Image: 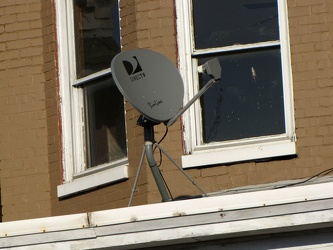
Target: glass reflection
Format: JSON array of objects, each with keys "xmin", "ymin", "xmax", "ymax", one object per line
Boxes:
[
  {"xmin": 199, "ymin": 48, "xmax": 285, "ymax": 143},
  {"xmin": 74, "ymin": 0, "xmax": 121, "ymax": 78},
  {"xmin": 85, "ymin": 75, "xmax": 127, "ymax": 167},
  {"xmin": 193, "ymin": 0, "xmax": 279, "ymax": 49}
]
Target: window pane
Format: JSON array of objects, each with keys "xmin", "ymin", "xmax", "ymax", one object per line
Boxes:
[
  {"xmin": 199, "ymin": 48, "xmax": 285, "ymax": 143},
  {"xmin": 85, "ymin": 75, "xmax": 127, "ymax": 167},
  {"xmin": 193, "ymin": 0, "xmax": 279, "ymax": 49},
  {"xmin": 74, "ymin": 0, "xmax": 121, "ymax": 78}
]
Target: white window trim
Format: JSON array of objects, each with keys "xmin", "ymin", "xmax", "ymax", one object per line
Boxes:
[
  {"xmin": 55, "ymin": 0, "xmax": 128, "ymax": 197},
  {"xmin": 175, "ymin": 0, "xmax": 296, "ymax": 168},
  {"xmin": 57, "ymin": 164, "xmax": 128, "ymax": 198}
]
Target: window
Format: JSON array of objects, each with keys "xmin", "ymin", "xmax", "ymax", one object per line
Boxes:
[
  {"xmin": 176, "ymin": 0, "xmax": 296, "ymax": 168},
  {"xmin": 55, "ymin": 0, "xmax": 128, "ymax": 197}
]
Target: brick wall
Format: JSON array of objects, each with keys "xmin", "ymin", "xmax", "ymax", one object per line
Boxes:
[
  {"xmin": 120, "ymin": 0, "xmax": 183, "ymax": 204},
  {"xmin": 0, "ymin": 0, "xmax": 55, "ymax": 221},
  {"xmin": 289, "ymin": 0, "xmax": 333, "ymax": 173},
  {"xmin": 189, "ymin": 0, "xmax": 333, "ymax": 194},
  {"xmin": 125, "ymin": 0, "xmax": 333, "ymax": 203},
  {"xmin": 0, "ymin": 0, "xmax": 332, "ymax": 220},
  {"xmin": 93, "ymin": 0, "xmax": 333, "ymax": 205}
]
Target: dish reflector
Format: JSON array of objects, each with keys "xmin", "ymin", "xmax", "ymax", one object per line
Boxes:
[{"xmin": 111, "ymin": 49, "xmax": 184, "ymax": 122}]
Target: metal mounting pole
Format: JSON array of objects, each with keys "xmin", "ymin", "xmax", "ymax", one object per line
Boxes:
[
  {"xmin": 129, "ymin": 115, "xmax": 208, "ymax": 205},
  {"xmin": 145, "ymin": 141, "xmax": 170, "ymax": 202},
  {"xmin": 137, "ymin": 116, "xmax": 171, "ymax": 203}
]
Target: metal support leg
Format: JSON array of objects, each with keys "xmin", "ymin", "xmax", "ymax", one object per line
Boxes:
[
  {"xmin": 129, "ymin": 115, "xmax": 206, "ymax": 206},
  {"xmin": 154, "ymin": 142, "xmax": 207, "ymax": 197},
  {"xmin": 128, "ymin": 141, "xmax": 171, "ymax": 206},
  {"xmin": 128, "ymin": 146, "xmax": 146, "ymax": 207}
]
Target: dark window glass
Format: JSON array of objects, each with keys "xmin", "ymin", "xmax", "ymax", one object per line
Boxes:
[
  {"xmin": 72, "ymin": 0, "xmax": 126, "ymax": 168},
  {"xmin": 199, "ymin": 48, "xmax": 285, "ymax": 143},
  {"xmin": 193, "ymin": 0, "xmax": 279, "ymax": 49},
  {"xmin": 74, "ymin": 0, "xmax": 121, "ymax": 78},
  {"xmin": 85, "ymin": 75, "xmax": 127, "ymax": 167}
]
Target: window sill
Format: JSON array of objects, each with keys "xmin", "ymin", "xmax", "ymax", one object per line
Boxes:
[
  {"xmin": 182, "ymin": 138, "xmax": 296, "ymax": 168},
  {"xmin": 57, "ymin": 164, "xmax": 128, "ymax": 198}
]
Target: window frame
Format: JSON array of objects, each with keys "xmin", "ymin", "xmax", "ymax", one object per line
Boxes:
[
  {"xmin": 55, "ymin": 0, "xmax": 128, "ymax": 198},
  {"xmin": 175, "ymin": 0, "xmax": 296, "ymax": 168}
]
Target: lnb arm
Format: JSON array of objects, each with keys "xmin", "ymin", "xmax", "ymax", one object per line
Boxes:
[{"xmin": 166, "ymin": 58, "xmax": 221, "ymax": 127}]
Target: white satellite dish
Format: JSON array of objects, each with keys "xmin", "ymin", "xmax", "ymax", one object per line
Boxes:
[{"xmin": 111, "ymin": 49, "xmax": 184, "ymax": 123}]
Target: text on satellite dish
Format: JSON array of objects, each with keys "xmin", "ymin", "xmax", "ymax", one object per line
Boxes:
[
  {"xmin": 130, "ymin": 72, "xmax": 146, "ymax": 82},
  {"xmin": 147, "ymin": 100, "xmax": 163, "ymax": 109}
]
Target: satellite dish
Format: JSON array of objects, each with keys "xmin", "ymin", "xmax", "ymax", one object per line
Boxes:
[
  {"xmin": 110, "ymin": 49, "xmax": 220, "ymax": 204},
  {"xmin": 111, "ymin": 49, "xmax": 184, "ymax": 123}
]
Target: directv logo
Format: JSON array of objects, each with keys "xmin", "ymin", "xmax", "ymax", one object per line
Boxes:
[{"xmin": 122, "ymin": 56, "xmax": 146, "ymax": 82}]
